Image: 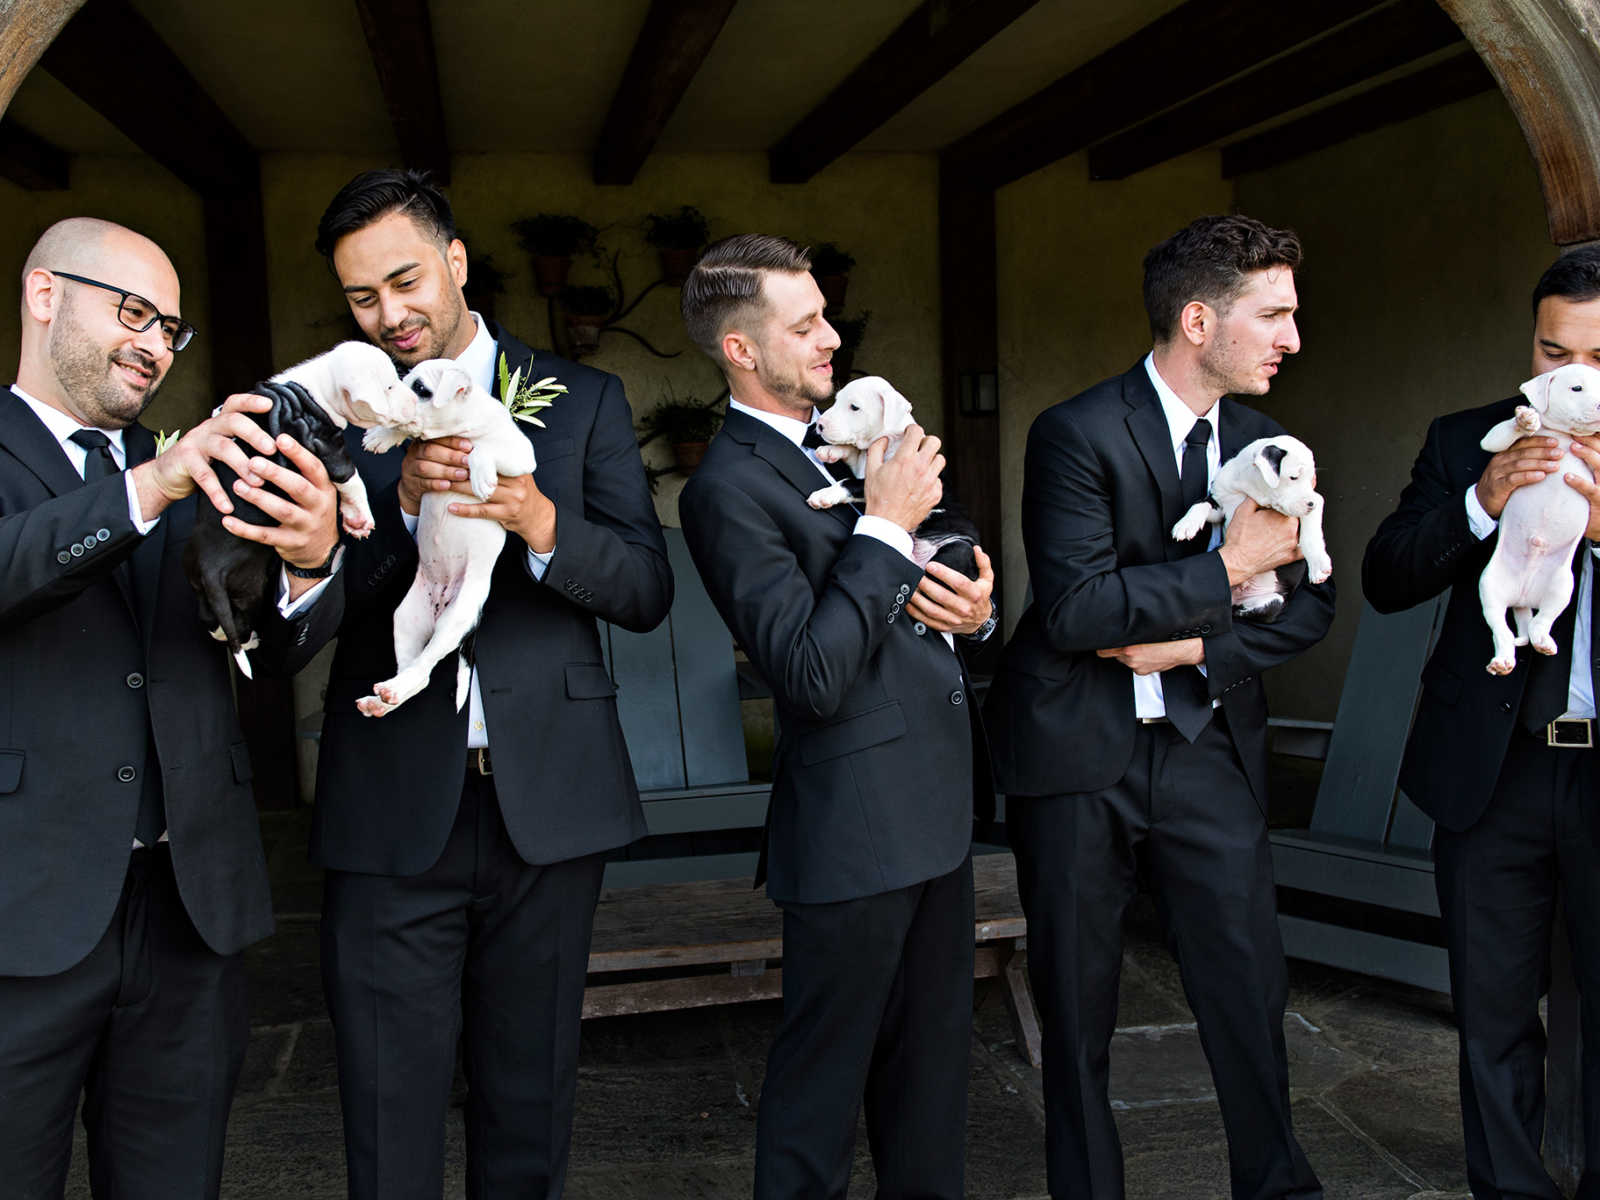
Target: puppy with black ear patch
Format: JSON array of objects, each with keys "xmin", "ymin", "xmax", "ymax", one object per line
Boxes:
[
  {"xmin": 1171, "ymin": 434, "xmax": 1331, "ymax": 620},
  {"xmin": 183, "ymin": 340, "xmax": 415, "ymax": 675},
  {"xmin": 805, "ymin": 375, "xmax": 984, "ymax": 579}
]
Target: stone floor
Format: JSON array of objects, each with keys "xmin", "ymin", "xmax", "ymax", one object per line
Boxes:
[{"xmin": 66, "ymin": 808, "xmax": 1480, "ymax": 1200}]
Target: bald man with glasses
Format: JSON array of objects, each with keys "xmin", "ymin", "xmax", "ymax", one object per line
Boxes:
[{"xmin": 0, "ymin": 218, "xmax": 344, "ymax": 1199}]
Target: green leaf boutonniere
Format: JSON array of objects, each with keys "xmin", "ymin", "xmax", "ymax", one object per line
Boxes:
[
  {"xmin": 498, "ymin": 353, "xmax": 567, "ymax": 428},
  {"xmin": 154, "ymin": 428, "xmax": 181, "ymax": 454}
]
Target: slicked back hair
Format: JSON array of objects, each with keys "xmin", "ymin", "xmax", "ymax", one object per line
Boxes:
[
  {"xmin": 682, "ymin": 234, "xmax": 812, "ymax": 363},
  {"xmin": 1532, "ymin": 245, "xmax": 1600, "ymax": 315},
  {"xmin": 315, "ymin": 168, "xmax": 456, "ymax": 262},
  {"xmin": 1143, "ymin": 214, "xmax": 1302, "ymax": 344}
]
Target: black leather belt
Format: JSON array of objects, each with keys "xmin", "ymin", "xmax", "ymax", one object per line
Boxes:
[
  {"xmin": 466, "ymin": 747, "xmax": 494, "ymax": 775},
  {"xmin": 1540, "ymin": 718, "xmax": 1594, "ymax": 749}
]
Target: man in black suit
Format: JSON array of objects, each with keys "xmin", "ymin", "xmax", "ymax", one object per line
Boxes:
[
  {"xmin": 0, "ymin": 217, "xmax": 343, "ymax": 1198},
  {"xmin": 677, "ymin": 234, "xmax": 997, "ymax": 1199},
  {"xmin": 304, "ymin": 169, "xmax": 672, "ymax": 1200},
  {"xmin": 1365, "ymin": 247, "xmax": 1600, "ymax": 1200},
  {"xmin": 985, "ymin": 215, "xmax": 1333, "ymax": 1200}
]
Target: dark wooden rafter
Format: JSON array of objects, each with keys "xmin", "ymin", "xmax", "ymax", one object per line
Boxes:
[
  {"xmin": 943, "ymin": 0, "xmax": 1389, "ymax": 189},
  {"xmin": 1220, "ymin": 50, "xmax": 1495, "ymax": 177},
  {"xmin": 593, "ymin": 0, "xmax": 738, "ymax": 186},
  {"xmin": 352, "ymin": 0, "xmax": 450, "ymax": 181},
  {"xmin": 769, "ymin": 0, "xmax": 1040, "ymax": 185},
  {"xmin": 1089, "ymin": 0, "xmax": 1464, "ymax": 180},
  {"xmin": 0, "ymin": 118, "xmax": 68, "ymax": 189}
]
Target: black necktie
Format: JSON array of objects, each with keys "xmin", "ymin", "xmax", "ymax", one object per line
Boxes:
[
  {"xmin": 1523, "ymin": 544, "xmax": 1591, "ymax": 733},
  {"xmin": 801, "ymin": 423, "xmax": 857, "ymax": 486},
  {"xmin": 71, "ymin": 428, "xmax": 118, "ymax": 481},
  {"xmin": 1165, "ymin": 416, "xmax": 1215, "ymax": 740}
]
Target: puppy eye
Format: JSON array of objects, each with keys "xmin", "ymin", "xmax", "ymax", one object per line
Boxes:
[{"xmin": 849, "ymin": 404, "xmax": 860, "ymax": 411}]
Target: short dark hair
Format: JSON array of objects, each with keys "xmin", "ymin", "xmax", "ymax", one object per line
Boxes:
[
  {"xmin": 1142, "ymin": 214, "xmax": 1303, "ymax": 344},
  {"xmin": 682, "ymin": 234, "xmax": 812, "ymax": 361},
  {"xmin": 314, "ymin": 168, "xmax": 457, "ymax": 261},
  {"xmin": 1532, "ymin": 245, "xmax": 1600, "ymax": 315}
]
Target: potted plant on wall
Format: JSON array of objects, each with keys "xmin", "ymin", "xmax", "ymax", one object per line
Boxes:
[
  {"xmin": 637, "ymin": 389, "xmax": 726, "ymax": 472},
  {"xmin": 829, "ymin": 310, "xmax": 870, "ymax": 382},
  {"xmin": 561, "ymin": 284, "xmax": 615, "ymax": 356},
  {"xmin": 512, "ymin": 214, "xmax": 598, "ymax": 297},
  {"xmin": 644, "ymin": 206, "xmax": 710, "ymax": 286},
  {"xmin": 811, "ymin": 242, "xmax": 855, "ymax": 312},
  {"xmin": 463, "ymin": 250, "xmax": 509, "ymax": 322}
]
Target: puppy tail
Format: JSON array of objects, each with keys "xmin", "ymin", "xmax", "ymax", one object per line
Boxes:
[
  {"xmin": 233, "ymin": 647, "xmax": 254, "ymax": 679},
  {"xmin": 455, "ymin": 651, "xmax": 470, "ymax": 712}
]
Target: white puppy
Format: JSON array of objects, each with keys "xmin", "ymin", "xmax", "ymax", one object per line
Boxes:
[
  {"xmin": 1171, "ymin": 435, "xmax": 1331, "ymax": 618},
  {"xmin": 355, "ymin": 358, "xmax": 536, "ymax": 717},
  {"xmin": 804, "ymin": 375, "xmax": 915, "ymax": 510},
  {"xmin": 1476, "ymin": 362, "xmax": 1600, "ymax": 674}
]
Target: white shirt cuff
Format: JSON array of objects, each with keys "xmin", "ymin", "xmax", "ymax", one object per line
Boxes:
[
  {"xmin": 402, "ymin": 509, "xmax": 419, "ymax": 538},
  {"xmin": 853, "ymin": 515, "xmax": 916, "ymax": 563},
  {"xmin": 125, "ymin": 472, "xmax": 159, "ymax": 535},
  {"xmin": 527, "ymin": 546, "xmax": 553, "ymax": 580},
  {"xmin": 275, "ymin": 547, "xmax": 344, "ymax": 617},
  {"xmin": 1465, "ymin": 487, "xmax": 1497, "ymax": 540}
]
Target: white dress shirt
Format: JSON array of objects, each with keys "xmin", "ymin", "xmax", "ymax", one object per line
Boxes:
[
  {"xmin": 1465, "ymin": 486, "xmax": 1596, "ymax": 718},
  {"xmin": 398, "ymin": 314, "xmax": 554, "ymax": 749},
  {"xmin": 1136, "ymin": 353, "xmax": 1221, "ymax": 720}
]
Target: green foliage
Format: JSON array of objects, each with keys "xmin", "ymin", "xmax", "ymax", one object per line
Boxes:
[
  {"xmin": 810, "ymin": 242, "xmax": 856, "ymax": 276},
  {"xmin": 643, "ymin": 206, "xmax": 711, "ymax": 251},
  {"xmin": 637, "ymin": 390, "xmax": 726, "ymax": 446},
  {"xmin": 512, "ymin": 214, "xmax": 598, "ymax": 258},
  {"xmin": 497, "ymin": 353, "xmax": 567, "ymax": 429}
]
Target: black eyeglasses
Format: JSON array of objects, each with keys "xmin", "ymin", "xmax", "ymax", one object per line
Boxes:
[{"xmin": 50, "ymin": 270, "xmax": 197, "ymax": 352}]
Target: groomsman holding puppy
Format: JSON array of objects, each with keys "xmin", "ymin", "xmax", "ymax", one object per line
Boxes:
[{"xmin": 986, "ymin": 215, "xmax": 1332, "ymax": 1200}]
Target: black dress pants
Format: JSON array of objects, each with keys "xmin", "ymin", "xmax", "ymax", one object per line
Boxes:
[
  {"xmin": 0, "ymin": 845, "xmax": 248, "ymax": 1200},
  {"xmin": 754, "ymin": 856, "xmax": 974, "ymax": 1200},
  {"xmin": 322, "ymin": 770, "xmax": 607, "ymax": 1200},
  {"xmin": 1009, "ymin": 716, "xmax": 1321, "ymax": 1200},
  {"xmin": 1433, "ymin": 733, "xmax": 1600, "ymax": 1200}
]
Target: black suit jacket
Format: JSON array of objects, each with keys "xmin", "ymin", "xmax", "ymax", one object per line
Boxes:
[
  {"xmin": 1363, "ymin": 395, "xmax": 1573, "ymax": 833},
  {"xmin": 985, "ymin": 362, "xmax": 1336, "ymax": 806},
  {"xmin": 679, "ymin": 407, "xmax": 991, "ymax": 906},
  {"xmin": 308, "ymin": 325, "xmax": 672, "ymax": 876},
  {"xmin": 0, "ymin": 387, "xmax": 332, "ymax": 977}
]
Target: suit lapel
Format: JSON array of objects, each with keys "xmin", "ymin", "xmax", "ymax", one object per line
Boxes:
[
  {"xmin": 1121, "ymin": 367, "xmax": 1185, "ymax": 559},
  {"xmin": 726, "ymin": 408, "xmax": 858, "ymax": 535},
  {"xmin": 123, "ymin": 423, "xmax": 166, "ymax": 634},
  {"xmin": 0, "ymin": 387, "xmax": 85, "ymax": 497}
]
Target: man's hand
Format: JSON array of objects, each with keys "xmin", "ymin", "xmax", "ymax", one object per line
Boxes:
[
  {"xmin": 398, "ymin": 436, "xmax": 472, "ymax": 516},
  {"xmin": 907, "ymin": 547, "xmax": 994, "ymax": 635},
  {"xmin": 224, "ymin": 435, "xmax": 342, "ymax": 599},
  {"xmin": 447, "ymin": 472, "xmax": 558, "ymax": 554},
  {"xmin": 1475, "ymin": 434, "xmax": 1561, "ymax": 519},
  {"xmin": 129, "ymin": 393, "xmax": 278, "ymax": 521},
  {"xmin": 1096, "ymin": 638, "xmax": 1204, "ymax": 675},
  {"xmin": 863, "ymin": 424, "xmax": 944, "ymax": 532},
  {"xmin": 1566, "ymin": 436, "xmax": 1600, "ymax": 540},
  {"xmin": 1219, "ymin": 498, "xmax": 1301, "ymax": 588}
]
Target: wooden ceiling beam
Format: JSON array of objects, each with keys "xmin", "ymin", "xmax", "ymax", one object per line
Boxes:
[
  {"xmin": 1220, "ymin": 50, "xmax": 1495, "ymax": 178},
  {"xmin": 352, "ymin": 0, "xmax": 450, "ymax": 182},
  {"xmin": 943, "ymin": 0, "xmax": 1388, "ymax": 189},
  {"xmin": 1088, "ymin": 0, "xmax": 1464, "ymax": 181},
  {"xmin": 0, "ymin": 119, "xmax": 68, "ymax": 189},
  {"xmin": 39, "ymin": 0, "xmax": 254, "ymax": 195},
  {"xmin": 769, "ymin": 0, "xmax": 1040, "ymax": 185},
  {"xmin": 593, "ymin": 0, "xmax": 738, "ymax": 186}
]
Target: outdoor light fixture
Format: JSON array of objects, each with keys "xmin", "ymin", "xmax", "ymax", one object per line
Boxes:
[{"xmin": 958, "ymin": 370, "xmax": 998, "ymax": 416}]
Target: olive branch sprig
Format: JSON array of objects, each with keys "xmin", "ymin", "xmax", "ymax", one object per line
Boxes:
[
  {"xmin": 498, "ymin": 353, "xmax": 567, "ymax": 428},
  {"xmin": 154, "ymin": 428, "xmax": 181, "ymax": 454}
]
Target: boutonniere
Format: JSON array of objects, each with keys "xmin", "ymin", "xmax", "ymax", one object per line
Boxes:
[
  {"xmin": 498, "ymin": 353, "xmax": 567, "ymax": 428},
  {"xmin": 154, "ymin": 428, "xmax": 181, "ymax": 454}
]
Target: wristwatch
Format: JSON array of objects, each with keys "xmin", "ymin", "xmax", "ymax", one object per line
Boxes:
[
  {"xmin": 968, "ymin": 601, "xmax": 999, "ymax": 642},
  {"xmin": 285, "ymin": 545, "xmax": 341, "ymax": 579}
]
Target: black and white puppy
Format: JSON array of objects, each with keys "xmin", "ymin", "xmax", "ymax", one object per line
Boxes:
[
  {"xmin": 183, "ymin": 341, "xmax": 415, "ymax": 675},
  {"xmin": 806, "ymin": 375, "xmax": 982, "ymax": 579}
]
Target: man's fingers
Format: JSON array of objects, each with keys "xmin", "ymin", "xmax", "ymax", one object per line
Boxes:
[
  {"xmin": 218, "ymin": 392, "xmax": 273, "ymax": 416},
  {"xmin": 972, "ymin": 545, "xmax": 993, "ymax": 580},
  {"xmin": 1564, "ymin": 473, "xmax": 1600, "ymax": 497},
  {"xmin": 866, "ymin": 437, "xmax": 889, "ymax": 470},
  {"xmin": 208, "ymin": 412, "xmax": 277, "ymax": 457},
  {"xmin": 233, "ymin": 480, "xmax": 299, "ymax": 526},
  {"xmin": 274, "ymin": 435, "xmax": 331, "ymax": 488}
]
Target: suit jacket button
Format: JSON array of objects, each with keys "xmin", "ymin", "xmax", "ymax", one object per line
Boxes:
[
  {"xmin": 1201, "ymin": 623, "xmax": 1213, "ymax": 633},
  {"xmin": 70, "ymin": 543, "xmax": 84, "ymax": 557},
  {"xmin": 949, "ymin": 690, "xmax": 964, "ymax": 705},
  {"xmin": 126, "ymin": 672, "xmax": 144, "ymax": 689},
  {"xmin": 117, "ymin": 765, "xmax": 136, "ymax": 783},
  {"xmin": 1500, "ymin": 701, "xmax": 1513, "ymax": 713},
  {"xmin": 914, "ymin": 622, "xmax": 927, "ymax": 636},
  {"xmin": 97, "ymin": 528, "xmax": 111, "ymax": 540},
  {"xmin": 83, "ymin": 534, "xmax": 97, "ymax": 548},
  {"xmin": 57, "ymin": 551, "xmax": 70, "ymax": 564},
  {"xmin": 887, "ymin": 611, "xmax": 896, "ymax": 624},
  {"xmin": 898, "ymin": 584, "xmax": 911, "ymax": 597}
]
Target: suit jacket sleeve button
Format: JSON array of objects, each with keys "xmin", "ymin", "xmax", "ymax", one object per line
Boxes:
[
  {"xmin": 116, "ymin": 765, "xmax": 136, "ymax": 783},
  {"xmin": 57, "ymin": 551, "xmax": 70, "ymax": 564},
  {"xmin": 97, "ymin": 528, "xmax": 111, "ymax": 540},
  {"xmin": 70, "ymin": 543, "xmax": 84, "ymax": 557},
  {"xmin": 126, "ymin": 673, "xmax": 144, "ymax": 689}
]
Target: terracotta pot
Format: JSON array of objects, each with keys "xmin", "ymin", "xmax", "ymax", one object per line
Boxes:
[
  {"xmin": 531, "ymin": 254, "xmax": 573, "ymax": 298},
  {"xmin": 565, "ymin": 314, "xmax": 604, "ymax": 356},
  {"xmin": 817, "ymin": 272, "xmax": 849, "ymax": 312},
  {"xmin": 657, "ymin": 247, "xmax": 701, "ymax": 286},
  {"xmin": 671, "ymin": 441, "xmax": 708, "ymax": 472}
]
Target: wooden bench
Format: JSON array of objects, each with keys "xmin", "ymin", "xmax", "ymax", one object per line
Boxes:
[{"xmin": 582, "ymin": 850, "xmax": 1043, "ymax": 1066}]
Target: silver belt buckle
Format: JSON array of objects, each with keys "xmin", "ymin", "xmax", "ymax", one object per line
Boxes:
[
  {"xmin": 1547, "ymin": 718, "xmax": 1594, "ymax": 749},
  {"xmin": 468, "ymin": 747, "xmax": 494, "ymax": 775}
]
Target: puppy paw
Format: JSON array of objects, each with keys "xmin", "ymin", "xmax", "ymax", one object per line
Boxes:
[
  {"xmin": 814, "ymin": 445, "xmax": 848, "ymax": 463},
  {"xmin": 1304, "ymin": 553, "xmax": 1333, "ymax": 584},
  {"xmin": 1515, "ymin": 405, "xmax": 1541, "ymax": 432},
  {"xmin": 1487, "ymin": 655, "xmax": 1517, "ymax": 675},
  {"xmin": 362, "ymin": 426, "xmax": 408, "ymax": 454},
  {"xmin": 341, "ymin": 507, "xmax": 376, "ymax": 540},
  {"xmin": 1171, "ymin": 502, "xmax": 1211, "ymax": 542},
  {"xmin": 209, "ymin": 625, "xmax": 228, "ymax": 642},
  {"xmin": 356, "ymin": 694, "xmax": 394, "ymax": 718},
  {"xmin": 807, "ymin": 485, "xmax": 847, "ymax": 509},
  {"xmin": 1532, "ymin": 635, "xmax": 1559, "ymax": 656}
]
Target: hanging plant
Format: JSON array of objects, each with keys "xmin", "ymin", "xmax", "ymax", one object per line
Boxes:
[
  {"xmin": 644, "ymin": 206, "xmax": 711, "ymax": 286},
  {"xmin": 561, "ymin": 284, "xmax": 616, "ymax": 356},
  {"xmin": 810, "ymin": 242, "xmax": 856, "ymax": 311},
  {"xmin": 512, "ymin": 215, "xmax": 599, "ymax": 297}
]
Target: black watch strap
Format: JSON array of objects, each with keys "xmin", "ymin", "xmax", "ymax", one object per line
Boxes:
[{"xmin": 285, "ymin": 545, "xmax": 339, "ymax": 579}]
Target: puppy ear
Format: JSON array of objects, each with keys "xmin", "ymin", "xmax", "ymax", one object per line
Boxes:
[
  {"xmin": 1521, "ymin": 370, "xmax": 1554, "ymax": 413},
  {"xmin": 1254, "ymin": 444, "xmax": 1287, "ymax": 487},
  {"xmin": 877, "ymin": 383, "xmax": 914, "ymax": 438}
]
